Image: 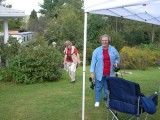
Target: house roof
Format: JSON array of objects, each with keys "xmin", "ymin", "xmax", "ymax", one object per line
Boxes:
[
  {"xmin": 0, "ymin": 5, "xmax": 25, "ymax": 18},
  {"xmin": 9, "ymin": 31, "xmax": 35, "ymax": 35}
]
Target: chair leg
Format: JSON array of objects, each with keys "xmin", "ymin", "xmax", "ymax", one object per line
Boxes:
[
  {"xmin": 136, "ymin": 117, "xmax": 140, "ymax": 120},
  {"xmin": 127, "ymin": 116, "xmax": 136, "ymax": 120},
  {"xmin": 145, "ymin": 113, "xmax": 148, "ymax": 120},
  {"xmin": 107, "ymin": 109, "xmax": 109, "ymax": 120},
  {"xmin": 109, "ymin": 110, "xmax": 119, "ymax": 120}
]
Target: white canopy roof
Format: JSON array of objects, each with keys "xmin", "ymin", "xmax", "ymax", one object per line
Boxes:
[
  {"xmin": 0, "ymin": 6, "xmax": 25, "ymax": 17},
  {"xmin": 82, "ymin": 1, "xmax": 160, "ymax": 120},
  {"xmin": 84, "ymin": 0, "xmax": 160, "ymax": 25}
]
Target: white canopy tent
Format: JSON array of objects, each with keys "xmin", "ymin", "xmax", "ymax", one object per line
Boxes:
[
  {"xmin": 82, "ymin": 0, "xmax": 160, "ymax": 120},
  {"xmin": 0, "ymin": 6, "xmax": 25, "ymax": 43}
]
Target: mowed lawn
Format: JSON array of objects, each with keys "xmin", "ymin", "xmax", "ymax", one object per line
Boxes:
[{"xmin": 0, "ymin": 66, "xmax": 160, "ymax": 120}]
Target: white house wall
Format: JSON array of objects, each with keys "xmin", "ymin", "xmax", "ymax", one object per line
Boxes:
[{"xmin": 9, "ymin": 32, "xmax": 35, "ymax": 44}]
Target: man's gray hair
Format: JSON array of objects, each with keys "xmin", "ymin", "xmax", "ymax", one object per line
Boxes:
[{"xmin": 100, "ymin": 34, "xmax": 112, "ymax": 43}]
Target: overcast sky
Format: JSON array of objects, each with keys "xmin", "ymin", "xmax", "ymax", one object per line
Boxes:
[{"xmin": 5, "ymin": 0, "xmax": 43, "ymax": 15}]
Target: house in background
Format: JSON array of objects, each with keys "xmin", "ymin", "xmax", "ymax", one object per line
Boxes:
[
  {"xmin": 0, "ymin": 5, "xmax": 26, "ymax": 43},
  {"xmin": 9, "ymin": 30, "xmax": 36, "ymax": 44}
]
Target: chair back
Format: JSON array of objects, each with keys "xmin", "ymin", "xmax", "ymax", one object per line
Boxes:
[{"xmin": 107, "ymin": 77, "xmax": 141, "ymax": 114}]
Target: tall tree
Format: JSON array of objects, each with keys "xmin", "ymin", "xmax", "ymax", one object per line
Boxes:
[
  {"xmin": 44, "ymin": 1, "xmax": 84, "ymax": 50},
  {"xmin": 39, "ymin": 0, "xmax": 65, "ymax": 18},
  {"xmin": 121, "ymin": 19, "xmax": 151, "ymax": 46},
  {"xmin": 28, "ymin": 9, "xmax": 39, "ymax": 31},
  {"xmin": 36, "ymin": 16, "xmax": 50, "ymax": 35}
]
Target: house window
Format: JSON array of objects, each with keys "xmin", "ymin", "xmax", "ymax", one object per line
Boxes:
[
  {"xmin": 27, "ymin": 36, "xmax": 29, "ymax": 41},
  {"xmin": 23, "ymin": 37, "xmax": 25, "ymax": 42}
]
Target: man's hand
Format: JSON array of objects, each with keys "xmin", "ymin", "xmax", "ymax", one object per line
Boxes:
[
  {"xmin": 78, "ymin": 60, "xmax": 81, "ymax": 65},
  {"xmin": 90, "ymin": 72, "xmax": 94, "ymax": 80},
  {"xmin": 63, "ymin": 61, "xmax": 66, "ymax": 65},
  {"xmin": 114, "ymin": 62, "xmax": 118, "ymax": 68}
]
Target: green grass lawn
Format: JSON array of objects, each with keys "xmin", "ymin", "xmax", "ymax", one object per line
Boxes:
[{"xmin": 0, "ymin": 66, "xmax": 160, "ymax": 120}]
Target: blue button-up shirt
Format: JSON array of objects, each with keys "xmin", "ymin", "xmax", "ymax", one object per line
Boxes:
[{"xmin": 90, "ymin": 45, "xmax": 120, "ymax": 81}]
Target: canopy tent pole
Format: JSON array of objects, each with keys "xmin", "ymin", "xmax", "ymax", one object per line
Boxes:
[
  {"xmin": 82, "ymin": 12, "xmax": 88, "ymax": 120},
  {"xmin": 3, "ymin": 18, "xmax": 9, "ymax": 43},
  {"xmin": 151, "ymin": 24, "xmax": 155, "ymax": 43}
]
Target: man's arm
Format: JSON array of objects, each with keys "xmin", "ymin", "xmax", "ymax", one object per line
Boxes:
[
  {"xmin": 74, "ymin": 47, "xmax": 81, "ymax": 64},
  {"xmin": 76, "ymin": 52, "xmax": 81, "ymax": 64},
  {"xmin": 90, "ymin": 50, "xmax": 97, "ymax": 80},
  {"xmin": 63, "ymin": 54, "xmax": 67, "ymax": 64},
  {"xmin": 63, "ymin": 48, "xmax": 67, "ymax": 64}
]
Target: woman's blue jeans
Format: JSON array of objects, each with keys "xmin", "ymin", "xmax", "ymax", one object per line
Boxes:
[{"xmin": 95, "ymin": 76, "xmax": 108, "ymax": 102}]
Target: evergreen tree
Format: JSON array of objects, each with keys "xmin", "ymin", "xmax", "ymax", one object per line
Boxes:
[
  {"xmin": 28, "ymin": 9, "xmax": 38, "ymax": 31},
  {"xmin": 39, "ymin": 0, "xmax": 65, "ymax": 18}
]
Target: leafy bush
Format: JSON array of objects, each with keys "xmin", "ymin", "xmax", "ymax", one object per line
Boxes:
[
  {"xmin": 140, "ymin": 43, "xmax": 160, "ymax": 51},
  {"xmin": 140, "ymin": 43, "xmax": 160, "ymax": 67},
  {"xmin": 1, "ymin": 36, "xmax": 63, "ymax": 84},
  {"xmin": 86, "ymin": 48, "xmax": 94, "ymax": 65},
  {"xmin": 0, "ymin": 67, "xmax": 13, "ymax": 82},
  {"xmin": 120, "ymin": 46, "xmax": 160, "ymax": 70},
  {"xmin": 0, "ymin": 38, "xmax": 21, "ymax": 67},
  {"xmin": 8, "ymin": 42, "xmax": 63, "ymax": 84}
]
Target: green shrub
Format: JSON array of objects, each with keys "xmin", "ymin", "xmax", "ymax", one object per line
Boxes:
[
  {"xmin": 8, "ymin": 43, "xmax": 63, "ymax": 84},
  {"xmin": 86, "ymin": 48, "xmax": 94, "ymax": 65},
  {"xmin": 140, "ymin": 43, "xmax": 160, "ymax": 51},
  {"xmin": 0, "ymin": 67, "xmax": 13, "ymax": 82},
  {"xmin": 0, "ymin": 36, "xmax": 62, "ymax": 84},
  {"xmin": 0, "ymin": 35, "xmax": 63, "ymax": 84},
  {"xmin": 120, "ymin": 46, "xmax": 160, "ymax": 70},
  {"xmin": 140, "ymin": 43, "xmax": 160, "ymax": 67}
]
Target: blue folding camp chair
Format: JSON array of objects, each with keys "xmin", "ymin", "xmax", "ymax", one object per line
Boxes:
[{"xmin": 106, "ymin": 77, "xmax": 158, "ymax": 120}]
